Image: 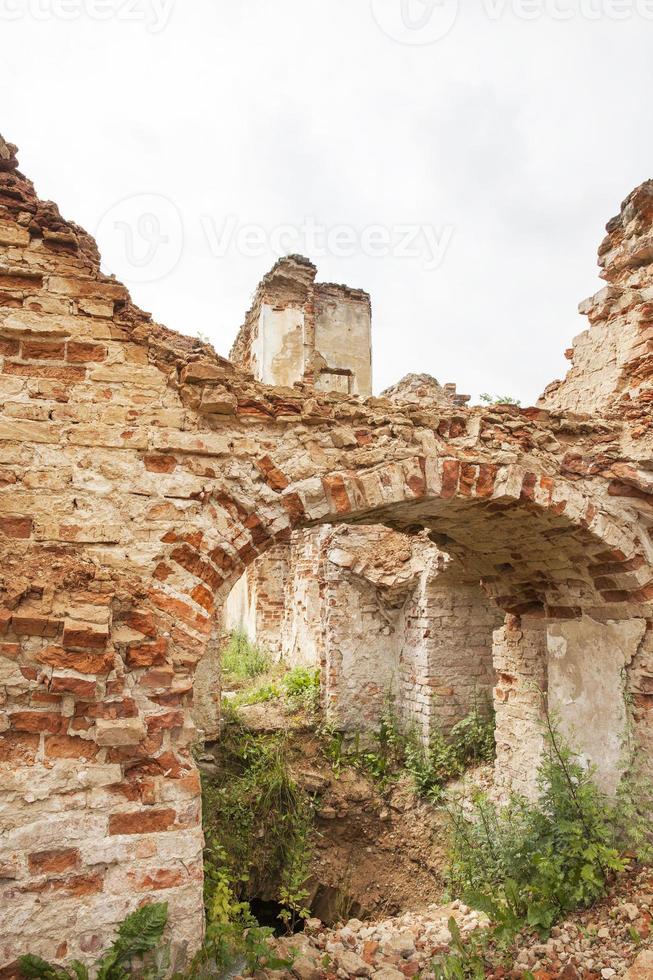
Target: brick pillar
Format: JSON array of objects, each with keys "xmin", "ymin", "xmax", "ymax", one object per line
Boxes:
[
  {"xmin": 399, "ymin": 566, "xmax": 501, "ymax": 742},
  {"xmin": 493, "ymin": 615, "xmax": 547, "ymax": 799}
]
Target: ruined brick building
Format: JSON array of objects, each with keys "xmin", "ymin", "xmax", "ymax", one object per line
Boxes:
[
  {"xmin": 1, "ymin": 132, "xmax": 653, "ymax": 967},
  {"xmin": 224, "ymin": 255, "xmax": 499, "ymax": 740}
]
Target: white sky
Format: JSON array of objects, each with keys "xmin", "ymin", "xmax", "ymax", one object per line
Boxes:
[{"xmin": 3, "ymin": 0, "xmax": 653, "ymax": 404}]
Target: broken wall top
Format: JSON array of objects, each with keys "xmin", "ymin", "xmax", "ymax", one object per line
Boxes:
[
  {"xmin": 539, "ymin": 180, "xmax": 653, "ymax": 433},
  {"xmin": 229, "ymin": 253, "xmax": 372, "ymax": 396},
  {"xmin": 1, "ymin": 131, "xmax": 652, "ymax": 621}
]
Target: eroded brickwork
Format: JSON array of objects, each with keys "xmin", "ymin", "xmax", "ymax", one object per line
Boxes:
[
  {"xmin": 399, "ymin": 561, "xmax": 501, "ymax": 739},
  {"xmin": 493, "ymin": 618, "xmax": 548, "ymax": 799},
  {"xmin": 1, "ymin": 134, "xmax": 652, "ymax": 967},
  {"xmin": 228, "ymin": 285, "xmax": 481, "ymax": 738},
  {"xmin": 280, "ymin": 528, "xmax": 330, "ymax": 669},
  {"xmin": 314, "ymin": 528, "xmax": 500, "ymax": 740},
  {"xmin": 540, "ymin": 180, "xmax": 653, "ymax": 420}
]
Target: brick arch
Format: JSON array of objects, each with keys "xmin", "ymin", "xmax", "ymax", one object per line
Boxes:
[
  {"xmin": 290, "ymin": 458, "xmax": 648, "ymax": 616},
  {"xmin": 1, "ymin": 138, "xmax": 652, "ymax": 967}
]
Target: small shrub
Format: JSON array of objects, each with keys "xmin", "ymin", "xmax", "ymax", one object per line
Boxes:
[
  {"xmin": 448, "ymin": 717, "xmax": 628, "ymax": 941},
  {"xmin": 190, "ymin": 846, "xmax": 293, "ymax": 978},
  {"xmin": 449, "ymin": 710, "xmax": 495, "ymax": 768},
  {"xmin": 613, "ymin": 752, "xmax": 653, "ymax": 863},
  {"xmin": 219, "ymin": 695, "xmax": 244, "ymax": 727},
  {"xmin": 221, "ymin": 630, "xmax": 270, "ymax": 684},
  {"xmin": 188, "ymin": 917, "xmax": 293, "ymax": 977},
  {"xmin": 231, "ymin": 666, "xmax": 321, "ymax": 713},
  {"xmin": 432, "ymin": 717, "xmax": 653, "ymax": 974},
  {"xmin": 404, "ymin": 729, "xmax": 462, "ymax": 803},
  {"xmin": 401, "ymin": 707, "xmax": 495, "ymax": 803},
  {"xmin": 235, "ymin": 681, "xmax": 282, "ymax": 706},
  {"xmin": 321, "ymin": 699, "xmax": 495, "ymax": 801},
  {"xmin": 353, "ymin": 696, "xmax": 406, "ymax": 788},
  {"xmin": 431, "ymin": 916, "xmax": 489, "ymax": 979},
  {"xmin": 479, "ymin": 393, "xmax": 521, "ymax": 406}
]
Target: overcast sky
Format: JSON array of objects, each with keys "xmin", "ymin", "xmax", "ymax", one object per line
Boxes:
[{"xmin": 3, "ymin": 0, "xmax": 653, "ymax": 404}]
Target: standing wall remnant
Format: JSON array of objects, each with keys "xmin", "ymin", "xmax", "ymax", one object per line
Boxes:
[{"xmin": 229, "ymin": 254, "xmax": 372, "ymax": 396}]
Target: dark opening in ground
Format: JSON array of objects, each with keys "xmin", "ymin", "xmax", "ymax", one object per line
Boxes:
[{"xmin": 248, "ymin": 899, "xmax": 305, "ymax": 936}]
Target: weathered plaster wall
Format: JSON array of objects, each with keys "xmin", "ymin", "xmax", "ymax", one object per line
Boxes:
[
  {"xmin": 226, "ymin": 514, "xmax": 500, "ymax": 741},
  {"xmin": 313, "ymin": 283, "xmax": 372, "ymax": 396},
  {"xmin": 320, "ymin": 555, "xmax": 400, "ymax": 732},
  {"xmin": 280, "ymin": 528, "xmax": 329, "ymax": 669},
  {"xmin": 254, "ymin": 305, "xmax": 306, "ymax": 389},
  {"xmin": 230, "ymin": 255, "xmax": 372, "ymax": 397},
  {"xmin": 494, "ymin": 616, "xmax": 650, "ymax": 796},
  {"xmin": 276, "ymin": 526, "xmax": 500, "ymax": 740},
  {"xmin": 548, "ymin": 616, "xmax": 647, "ymax": 793},
  {"xmin": 224, "ymin": 572, "xmax": 256, "ymax": 642},
  {"xmin": 493, "ymin": 618, "xmax": 549, "ymax": 799},
  {"xmin": 0, "ymin": 134, "xmax": 652, "ymax": 967},
  {"xmin": 493, "ymin": 615, "xmax": 650, "ymax": 798}
]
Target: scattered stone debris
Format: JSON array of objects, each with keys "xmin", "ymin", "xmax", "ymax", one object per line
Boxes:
[
  {"xmin": 248, "ymin": 868, "xmax": 653, "ymax": 978},
  {"xmin": 266, "ymin": 901, "xmax": 486, "ymax": 979}
]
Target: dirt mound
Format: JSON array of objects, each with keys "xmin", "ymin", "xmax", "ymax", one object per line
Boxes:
[{"xmin": 290, "ymin": 735, "xmax": 447, "ymax": 923}]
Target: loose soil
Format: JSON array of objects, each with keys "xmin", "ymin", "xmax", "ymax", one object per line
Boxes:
[{"xmin": 202, "ymin": 699, "xmax": 449, "ymax": 926}]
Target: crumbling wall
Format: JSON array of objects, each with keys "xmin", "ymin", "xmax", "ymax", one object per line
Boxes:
[
  {"xmin": 0, "ymin": 133, "xmax": 652, "ymax": 969},
  {"xmin": 280, "ymin": 528, "xmax": 329, "ymax": 669},
  {"xmin": 493, "ymin": 618, "xmax": 549, "ymax": 799},
  {"xmin": 381, "ymin": 373, "xmax": 470, "ymax": 408},
  {"xmin": 540, "ymin": 180, "xmax": 653, "ymax": 420},
  {"xmin": 320, "ymin": 556, "xmax": 400, "ymax": 732},
  {"xmin": 228, "ymin": 269, "xmax": 477, "ymax": 735},
  {"xmin": 317, "ymin": 526, "xmax": 417, "ymax": 730},
  {"xmin": 313, "ymin": 282, "xmax": 372, "ymax": 396},
  {"xmin": 628, "ymin": 622, "xmax": 653, "ymax": 778},
  {"xmin": 493, "ymin": 614, "xmax": 651, "ymax": 797},
  {"xmin": 281, "ymin": 526, "xmax": 500, "ymax": 739},
  {"xmin": 230, "ymin": 255, "xmax": 372, "ymax": 396},
  {"xmin": 398, "ymin": 562, "xmax": 502, "ymax": 740},
  {"xmin": 548, "ymin": 616, "xmax": 647, "ymax": 794},
  {"xmin": 191, "ymin": 614, "xmax": 222, "ymax": 740}
]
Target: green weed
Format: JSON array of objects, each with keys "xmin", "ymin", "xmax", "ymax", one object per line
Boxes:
[
  {"xmin": 202, "ymin": 719, "xmax": 314, "ymax": 934},
  {"xmin": 432, "ymin": 714, "xmax": 647, "ymax": 976},
  {"xmin": 19, "ymin": 903, "xmax": 169, "ymax": 980},
  {"xmin": 221, "ymin": 630, "xmax": 270, "ymax": 684}
]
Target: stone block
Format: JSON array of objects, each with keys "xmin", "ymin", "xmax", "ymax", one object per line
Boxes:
[{"xmin": 95, "ymin": 717, "xmax": 147, "ymax": 747}]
